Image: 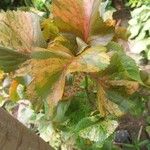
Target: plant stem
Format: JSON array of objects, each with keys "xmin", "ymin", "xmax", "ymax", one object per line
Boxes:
[
  {"xmin": 85, "ymin": 74, "xmax": 95, "ymax": 106},
  {"xmin": 137, "ymin": 126, "xmax": 143, "ymax": 141},
  {"xmin": 85, "ymin": 75, "xmax": 90, "ymax": 101}
]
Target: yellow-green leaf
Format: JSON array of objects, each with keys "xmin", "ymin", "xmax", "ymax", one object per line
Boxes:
[
  {"xmin": 16, "ymin": 49, "xmax": 71, "ymax": 107},
  {"xmin": 9, "ymin": 80, "xmax": 20, "ymax": 101},
  {"xmin": 41, "ymin": 19, "xmax": 59, "ymax": 41},
  {"xmin": 97, "ymin": 84, "xmax": 123, "ymax": 117},
  {"xmin": 0, "ymin": 70, "xmax": 4, "ymax": 82},
  {"xmin": 108, "ymin": 80, "xmax": 139, "ymax": 95}
]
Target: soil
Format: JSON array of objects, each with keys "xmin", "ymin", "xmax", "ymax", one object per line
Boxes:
[{"xmin": 116, "ymin": 113, "xmax": 149, "ymax": 150}]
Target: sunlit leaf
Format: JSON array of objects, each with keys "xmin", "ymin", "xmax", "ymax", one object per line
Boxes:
[
  {"xmin": 79, "ymin": 119, "xmax": 118, "ymax": 147},
  {"xmin": 68, "ymin": 46, "xmax": 110, "ymax": 73}
]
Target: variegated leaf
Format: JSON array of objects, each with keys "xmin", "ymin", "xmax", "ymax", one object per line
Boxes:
[
  {"xmin": 108, "ymin": 80, "xmax": 139, "ymax": 95},
  {"xmin": 79, "ymin": 119, "xmax": 118, "ymax": 146},
  {"xmin": 97, "ymin": 84, "xmax": 123, "ymax": 117},
  {"xmin": 0, "ymin": 11, "xmax": 46, "ymax": 53},
  {"xmin": 15, "ymin": 44, "xmax": 73, "ymax": 107},
  {"xmin": 53, "ymin": 0, "xmax": 114, "ymax": 43}
]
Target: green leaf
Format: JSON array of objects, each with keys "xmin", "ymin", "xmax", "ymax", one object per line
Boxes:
[
  {"xmin": 0, "ymin": 46, "xmax": 29, "ymax": 72},
  {"xmin": 65, "ymin": 92, "xmax": 92, "ymax": 128},
  {"xmin": 109, "ymin": 52, "xmax": 142, "ymax": 82},
  {"xmin": 139, "ymin": 140, "xmax": 150, "ymax": 146},
  {"xmin": 73, "ymin": 115, "xmax": 100, "ymax": 134},
  {"xmin": 106, "ymin": 90, "xmax": 144, "ymax": 116},
  {"xmin": 106, "ymin": 41, "xmax": 124, "ymax": 52}
]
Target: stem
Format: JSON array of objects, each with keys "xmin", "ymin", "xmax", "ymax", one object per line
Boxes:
[
  {"xmin": 85, "ymin": 75, "xmax": 90, "ymax": 101},
  {"xmin": 85, "ymin": 74, "xmax": 95, "ymax": 107},
  {"xmin": 137, "ymin": 126, "xmax": 143, "ymax": 141}
]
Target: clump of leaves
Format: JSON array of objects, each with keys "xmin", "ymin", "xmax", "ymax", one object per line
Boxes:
[
  {"xmin": 126, "ymin": 0, "xmax": 150, "ymax": 8},
  {"xmin": 128, "ymin": 4, "xmax": 150, "ymax": 61},
  {"xmin": 0, "ymin": 0, "xmax": 25, "ymax": 10},
  {"xmin": 0, "ymin": 0, "xmax": 146, "ymax": 149},
  {"xmin": 24, "ymin": 0, "xmax": 51, "ymax": 13}
]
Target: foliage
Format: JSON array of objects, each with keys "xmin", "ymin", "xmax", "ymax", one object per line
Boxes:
[
  {"xmin": 0, "ymin": 0, "xmax": 147, "ymax": 149},
  {"xmin": 24, "ymin": 0, "xmax": 51, "ymax": 13},
  {"xmin": 120, "ymin": 139, "xmax": 150, "ymax": 150},
  {"xmin": 128, "ymin": 4, "xmax": 150, "ymax": 61},
  {"xmin": 0, "ymin": 0, "xmax": 25, "ymax": 10},
  {"xmin": 126, "ymin": 0, "xmax": 150, "ymax": 8},
  {"xmin": 0, "ymin": 0, "xmax": 51, "ymax": 17}
]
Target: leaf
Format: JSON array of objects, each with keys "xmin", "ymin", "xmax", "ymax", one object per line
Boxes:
[
  {"xmin": 115, "ymin": 27, "xmax": 130, "ymax": 41},
  {"xmin": 108, "ymin": 80, "xmax": 139, "ymax": 95},
  {"xmin": 76, "ymin": 37, "xmax": 89, "ymax": 55},
  {"xmin": 48, "ymin": 36, "xmax": 76, "ymax": 55},
  {"xmin": 0, "ymin": 11, "xmax": 46, "ymax": 53},
  {"xmin": 106, "ymin": 90, "xmax": 144, "ymax": 115},
  {"xmin": 0, "ymin": 46, "xmax": 29, "ymax": 72},
  {"xmin": 24, "ymin": 59, "xmax": 68, "ymax": 106},
  {"xmin": 41, "ymin": 19, "xmax": 59, "ymax": 41},
  {"xmin": 106, "ymin": 41, "xmax": 124, "ymax": 52},
  {"xmin": 109, "ymin": 52, "xmax": 142, "ymax": 82},
  {"xmin": 65, "ymin": 92, "xmax": 92, "ymax": 128},
  {"xmin": 68, "ymin": 46, "xmax": 110, "ymax": 73},
  {"xmin": 0, "ymin": 70, "xmax": 4, "ymax": 82},
  {"xmin": 15, "ymin": 45, "xmax": 111, "ymax": 109},
  {"xmin": 73, "ymin": 116, "xmax": 100, "ymax": 134},
  {"xmin": 53, "ymin": 100, "xmax": 70, "ymax": 122},
  {"xmin": 14, "ymin": 44, "xmax": 75, "ymax": 111},
  {"xmin": 31, "ymin": 47, "xmax": 72, "ymax": 59},
  {"xmin": 146, "ymin": 126, "xmax": 150, "ymax": 137},
  {"xmin": 89, "ymin": 34, "xmax": 114, "ymax": 46},
  {"xmin": 97, "ymin": 84, "xmax": 123, "ymax": 117},
  {"xmin": 79, "ymin": 119, "xmax": 118, "ymax": 147},
  {"xmin": 52, "ymin": 0, "xmax": 114, "ymax": 42}
]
